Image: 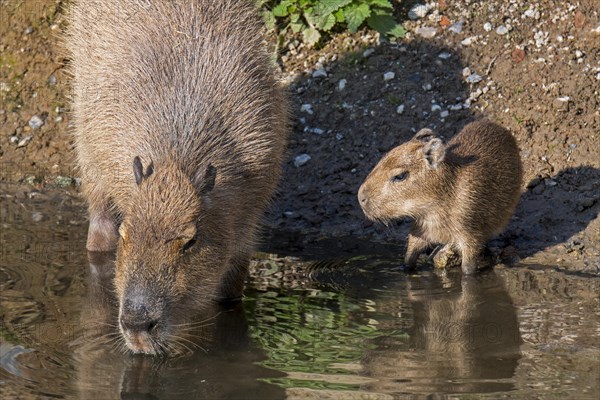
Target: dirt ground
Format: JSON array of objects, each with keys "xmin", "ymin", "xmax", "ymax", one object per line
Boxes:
[{"xmin": 1, "ymin": 0, "xmax": 598, "ymax": 273}]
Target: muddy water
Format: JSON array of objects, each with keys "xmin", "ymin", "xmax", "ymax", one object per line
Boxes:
[{"xmin": 1, "ymin": 186, "xmax": 599, "ymax": 399}]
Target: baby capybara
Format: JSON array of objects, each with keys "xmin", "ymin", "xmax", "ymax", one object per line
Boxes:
[
  {"xmin": 67, "ymin": 0, "xmax": 287, "ymax": 354},
  {"xmin": 358, "ymin": 120, "xmax": 522, "ymax": 274}
]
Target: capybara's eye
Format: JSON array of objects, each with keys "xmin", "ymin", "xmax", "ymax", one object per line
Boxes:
[
  {"xmin": 392, "ymin": 172, "xmax": 409, "ymax": 183},
  {"xmin": 181, "ymin": 238, "xmax": 197, "ymax": 254}
]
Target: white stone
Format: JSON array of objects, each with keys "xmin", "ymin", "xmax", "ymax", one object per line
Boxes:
[
  {"xmin": 496, "ymin": 25, "xmax": 509, "ymax": 35},
  {"xmin": 383, "ymin": 72, "xmax": 395, "ymax": 81},
  {"xmin": 483, "ymin": 22, "xmax": 492, "ymax": 32},
  {"xmin": 312, "ymin": 68, "xmax": 327, "ymax": 78},
  {"xmin": 461, "ymin": 37, "xmax": 474, "ymax": 46},
  {"xmin": 448, "ymin": 21, "xmax": 463, "ymax": 34},
  {"xmin": 300, "ymin": 104, "xmax": 314, "ymax": 115},
  {"xmin": 415, "ymin": 27, "xmax": 437, "ymax": 39},
  {"xmin": 408, "ymin": 4, "xmax": 430, "ymax": 20},
  {"xmin": 440, "ymin": 110, "xmax": 449, "ymax": 118},
  {"xmin": 362, "ymin": 48, "xmax": 375, "ymax": 57},
  {"xmin": 422, "ymin": 83, "xmax": 432, "ymax": 91},
  {"xmin": 466, "ymin": 73, "xmax": 483, "ymax": 84},
  {"xmin": 462, "ymin": 67, "xmax": 471, "ymax": 77},
  {"xmin": 312, "ymin": 128, "xmax": 324, "ymax": 135},
  {"xmin": 28, "ymin": 115, "xmax": 44, "ymax": 129},
  {"xmin": 438, "ymin": 52, "xmax": 451, "ymax": 59},
  {"xmin": 17, "ymin": 135, "xmax": 33, "ymax": 148},
  {"xmin": 338, "ymin": 79, "xmax": 347, "ymax": 91},
  {"xmin": 431, "ymin": 104, "xmax": 441, "ymax": 112},
  {"xmin": 396, "ymin": 104, "xmax": 405, "ymax": 114},
  {"xmin": 294, "ymin": 154, "xmax": 311, "ymax": 168}
]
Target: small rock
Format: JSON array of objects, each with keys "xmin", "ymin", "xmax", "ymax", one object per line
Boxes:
[
  {"xmin": 511, "ymin": 48, "xmax": 526, "ymax": 63},
  {"xmin": 24, "ymin": 26, "xmax": 34, "ymax": 35},
  {"xmin": 10, "ymin": 136, "xmax": 19, "ymax": 144},
  {"xmin": 294, "ymin": 154, "xmax": 311, "ymax": 168},
  {"xmin": 524, "ymin": 9, "xmax": 536, "ymax": 18},
  {"xmin": 31, "ymin": 212, "xmax": 45, "ymax": 223},
  {"xmin": 483, "ymin": 22, "xmax": 492, "ymax": 32},
  {"xmin": 440, "ymin": 110, "xmax": 449, "ymax": 118},
  {"xmin": 396, "ymin": 104, "xmax": 405, "ymax": 114},
  {"xmin": 448, "ymin": 21, "xmax": 463, "ymax": 34},
  {"xmin": 422, "ymin": 83, "xmax": 432, "ymax": 91},
  {"xmin": 312, "ymin": 128, "xmax": 324, "ymax": 135},
  {"xmin": 438, "ymin": 52, "xmax": 451, "ymax": 59},
  {"xmin": 335, "ymin": 133, "xmax": 344, "ymax": 140},
  {"xmin": 575, "ymin": 50, "xmax": 584, "ymax": 58},
  {"xmin": 449, "ymin": 104, "xmax": 463, "ymax": 111},
  {"xmin": 576, "ymin": 197, "xmax": 596, "ymax": 211},
  {"xmin": 466, "ymin": 73, "xmax": 483, "ymax": 84},
  {"xmin": 28, "ymin": 115, "xmax": 44, "ymax": 129},
  {"xmin": 462, "ymin": 67, "xmax": 471, "ymax": 77},
  {"xmin": 362, "ymin": 48, "xmax": 375, "ymax": 57},
  {"xmin": 553, "ymin": 97, "xmax": 570, "ymax": 111},
  {"xmin": 383, "ymin": 72, "xmax": 395, "ymax": 81},
  {"xmin": 544, "ymin": 179, "xmax": 558, "ymax": 187},
  {"xmin": 408, "ymin": 4, "xmax": 430, "ymax": 20},
  {"xmin": 496, "ymin": 25, "xmax": 509, "ymax": 35},
  {"xmin": 48, "ymin": 75, "xmax": 57, "ymax": 86},
  {"xmin": 283, "ymin": 211, "xmax": 298, "ymax": 219},
  {"xmin": 461, "ymin": 36, "xmax": 474, "ymax": 46},
  {"xmin": 415, "ymin": 26, "xmax": 437, "ymax": 39},
  {"xmin": 338, "ymin": 79, "xmax": 347, "ymax": 91},
  {"xmin": 431, "ymin": 104, "xmax": 441, "ymax": 112},
  {"xmin": 17, "ymin": 136, "xmax": 33, "ymax": 148},
  {"xmin": 300, "ymin": 104, "xmax": 314, "ymax": 115},
  {"xmin": 312, "ymin": 68, "xmax": 327, "ymax": 78}
]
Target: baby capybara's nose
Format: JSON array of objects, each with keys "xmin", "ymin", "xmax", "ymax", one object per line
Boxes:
[
  {"xmin": 358, "ymin": 186, "xmax": 368, "ymax": 207},
  {"xmin": 120, "ymin": 316, "xmax": 157, "ymax": 333}
]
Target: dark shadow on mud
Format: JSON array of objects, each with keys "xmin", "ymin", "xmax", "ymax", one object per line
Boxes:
[
  {"xmin": 72, "ymin": 252, "xmax": 285, "ymax": 400},
  {"xmin": 505, "ymin": 166, "xmax": 599, "ymax": 263}
]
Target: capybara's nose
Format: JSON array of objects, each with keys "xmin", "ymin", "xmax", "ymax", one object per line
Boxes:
[
  {"xmin": 120, "ymin": 292, "xmax": 158, "ymax": 333},
  {"xmin": 358, "ymin": 186, "xmax": 368, "ymax": 206},
  {"xmin": 120, "ymin": 316, "xmax": 157, "ymax": 333}
]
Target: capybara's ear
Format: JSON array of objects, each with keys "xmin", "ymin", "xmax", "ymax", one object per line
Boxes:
[
  {"xmin": 145, "ymin": 161, "xmax": 154, "ymax": 179},
  {"xmin": 196, "ymin": 164, "xmax": 217, "ymax": 195},
  {"xmin": 413, "ymin": 128, "xmax": 438, "ymax": 143},
  {"xmin": 133, "ymin": 156, "xmax": 144, "ymax": 185},
  {"xmin": 422, "ymin": 138, "xmax": 446, "ymax": 169}
]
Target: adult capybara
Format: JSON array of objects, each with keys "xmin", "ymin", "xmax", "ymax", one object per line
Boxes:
[
  {"xmin": 358, "ymin": 120, "xmax": 522, "ymax": 274},
  {"xmin": 67, "ymin": 0, "xmax": 287, "ymax": 354}
]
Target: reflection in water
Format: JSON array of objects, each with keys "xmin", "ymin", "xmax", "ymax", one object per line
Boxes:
[
  {"xmin": 363, "ymin": 271, "xmax": 522, "ymax": 394},
  {"xmin": 71, "ymin": 252, "xmax": 285, "ymax": 400}
]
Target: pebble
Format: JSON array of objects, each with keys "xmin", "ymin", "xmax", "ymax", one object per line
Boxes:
[
  {"xmin": 461, "ymin": 36, "xmax": 474, "ymax": 46},
  {"xmin": 338, "ymin": 79, "xmax": 347, "ymax": 91},
  {"xmin": 362, "ymin": 48, "xmax": 375, "ymax": 58},
  {"xmin": 496, "ymin": 25, "xmax": 509, "ymax": 35},
  {"xmin": 422, "ymin": 83, "xmax": 432, "ymax": 91},
  {"xmin": 466, "ymin": 73, "xmax": 483, "ymax": 84},
  {"xmin": 449, "ymin": 104, "xmax": 463, "ymax": 111},
  {"xmin": 31, "ymin": 212, "xmax": 45, "ymax": 222},
  {"xmin": 431, "ymin": 104, "xmax": 441, "ymax": 112},
  {"xmin": 440, "ymin": 110, "xmax": 449, "ymax": 118},
  {"xmin": 438, "ymin": 52, "xmax": 451, "ymax": 59},
  {"xmin": 24, "ymin": 26, "xmax": 33, "ymax": 35},
  {"xmin": 10, "ymin": 135, "xmax": 19, "ymax": 144},
  {"xmin": 294, "ymin": 154, "xmax": 311, "ymax": 168},
  {"xmin": 483, "ymin": 22, "xmax": 493, "ymax": 32},
  {"xmin": 575, "ymin": 50, "xmax": 583, "ymax": 58},
  {"xmin": 415, "ymin": 27, "xmax": 437, "ymax": 39},
  {"xmin": 462, "ymin": 67, "xmax": 471, "ymax": 77},
  {"xmin": 312, "ymin": 128, "xmax": 324, "ymax": 135},
  {"xmin": 28, "ymin": 115, "xmax": 44, "ymax": 129},
  {"xmin": 17, "ymin": 135, "xmax": 33, "ymax": 148},
  {"xmin": 448, "ymin": 22, "xmax": 463, "ymax": 34},
  {"xmin": 312, "ymin": 68, "xmax": 327, "ymax": 78},
  {"xmin": 396, "ymin": 104, "xmax": 405, "ymax": 114},
  {"xmin": 408, "ymin": 4, "xmax": 430, "ymax": 20},
  {"xmin": 383, "ymin": 72, "xmax": 395, "ymax": 81},
  {"xmin": 300, "ymin": 104, "xmax": 314, "ymax": 115},
  {"xmin": 48, "ymin": 75, "xmax": 57, "ymax": 86},
  {"xmin": 335, "ymin": 133, "xmax": 344, "ymax": 140}
]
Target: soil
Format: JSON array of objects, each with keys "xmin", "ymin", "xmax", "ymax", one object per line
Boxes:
[{"xmin": 1, "ymin": 0, "xmax": 599, "ymax": 273}]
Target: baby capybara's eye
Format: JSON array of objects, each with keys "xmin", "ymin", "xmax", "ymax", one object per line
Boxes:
[{"xmin": 391, "ymin": 172, "xmax": 409, "ymax": 182}]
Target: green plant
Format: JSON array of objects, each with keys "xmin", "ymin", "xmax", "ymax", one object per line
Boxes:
[{"xmin": 259, "ymin": 0, "xmax": 405, "ymax": 47}]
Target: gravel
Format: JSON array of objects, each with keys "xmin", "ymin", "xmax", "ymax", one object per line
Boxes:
[
  {"xmin": 28, "ymin": 115, "xmax": 44, "ymax": 129},
  {"xmin": 294, "ymin": 154, "xmax": 311, "ymax": 168}
]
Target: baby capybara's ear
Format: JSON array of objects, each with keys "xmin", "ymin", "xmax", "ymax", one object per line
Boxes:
[
  {"xmin": 422, "ymin": 138, "xmax": 447, "ymax": 169},
  {"xmin": 133, "ymin": 156, "xmax": 154, "ymax": 186},
  {"xmin": 413, "ymin": 128, "xmax": 438, "ymax": 142}
]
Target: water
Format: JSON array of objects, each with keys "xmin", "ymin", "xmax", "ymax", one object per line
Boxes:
[{"xmin": 1, "ymin": 186, "xmax": 599, "ymax": 399}]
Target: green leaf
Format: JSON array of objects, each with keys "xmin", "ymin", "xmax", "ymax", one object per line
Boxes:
[
  {"xmin": 303, "ymin": 27, "xmax": 321, "ymax": 46},
  {"xmin": 262, "ymin": 10, "xmax": 276, "ymax": 30},
  {"xmin": 290, "ymin": 22, "xmax": 304, "ymax": 33},
  {"xmin": 343, "ymin": 3, "xmax": 371, "ymax": 33},
  {"xmin": 367, "ymin": 14, "xmax": 406, "ymax": 38},
  {"xmin": 314, "ymin": 0, "xmax": 353, "ymax": 16},
  {"xmin": 315, "ymin": 13, "xmax": 336, "ymax": 31},
  {"xmin": 333, "ymin": 9, "xmax": 345, "ymax": 23},
  {"xmin": 367, "ymin": 0, "xmax": 394, "ymax": 9},
  {"xmin": 272, "ymin": 2, "xmax": 290, "ymax": 17}
]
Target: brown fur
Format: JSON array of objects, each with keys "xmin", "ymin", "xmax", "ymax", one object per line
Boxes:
[
  {"xmin": 358, "ymin": 120, "xmax": 522, "ymax": 274},
  {"xmin": 66, "ymin": 0, "xmax": 287, "ymax": 354}
]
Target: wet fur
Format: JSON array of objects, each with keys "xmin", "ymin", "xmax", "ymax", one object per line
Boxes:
[{"xmin": 66, "ymin": 0, "xmax": 287, "ymax": 353}]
